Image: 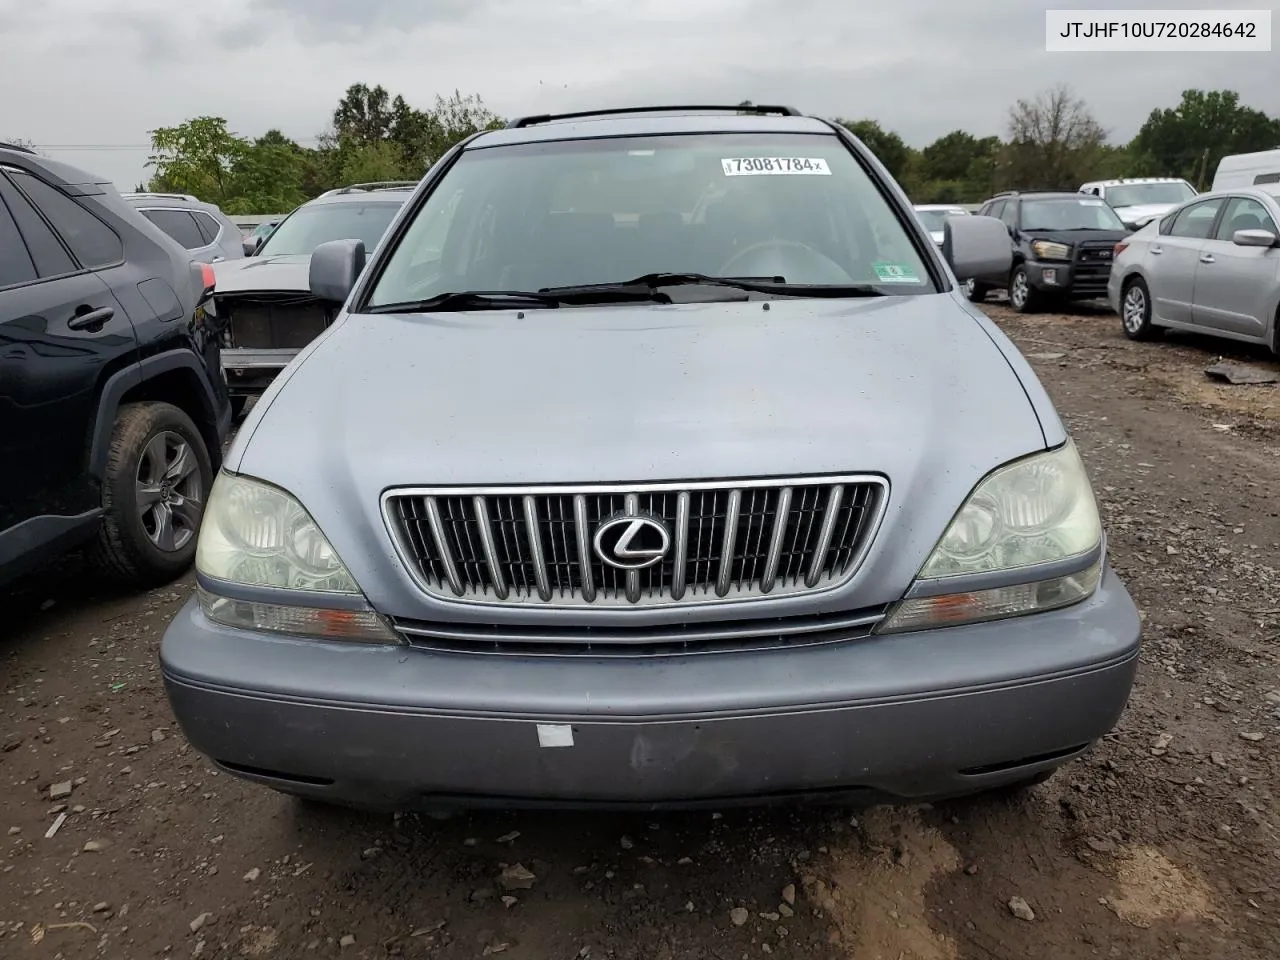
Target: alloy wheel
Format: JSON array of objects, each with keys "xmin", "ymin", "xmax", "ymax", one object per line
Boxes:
[
  {"xmin": 1122, "ymin": 285, "xmax": 1147, "ymax": 333},
  {"xmin": 1011, "ymin": 270, "xmax": 1028, "ymax": 309},
  {"xmin": 135, "ymin": 431, "xmax": 203, "ymax": 552}
]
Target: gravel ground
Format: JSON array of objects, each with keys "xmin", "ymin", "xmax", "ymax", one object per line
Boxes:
[{"xmin": 2, "ymin": 300, "xmax": 1278, "ymax": 959}]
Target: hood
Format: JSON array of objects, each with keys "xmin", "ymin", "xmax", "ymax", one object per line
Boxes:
[
  {"xmin": 1111, "ymin": 202, "xmax": 1176, "ymax": 225},
  {"xmin": 212, "ymin": 253, "xmax": 311, "ymax": 296},
  {"xmin": 1023, "ymin": 227, "xmax": 1130, "ymax": 246},
  {"xmin": 230, "ymin": 295, "xmax": 1052, "ymax": 616}
]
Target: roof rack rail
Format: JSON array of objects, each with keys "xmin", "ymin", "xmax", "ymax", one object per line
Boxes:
[
  {"xmin": 506, "ymin": 104, "xmax": 804, "ymax": 129},
  {"xmin": 0, "ymin": 141, "xmax": 38, "ymax": 154},
  {"xmin": 121, "ymin": 191, "xmax": 200, "ymax": 202},
  {"xmin": 319, "ymin": 180, "xmax": 420, "ymax": 197}
]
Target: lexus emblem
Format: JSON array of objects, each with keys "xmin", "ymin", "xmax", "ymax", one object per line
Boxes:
[{"xmin": 592, "ymin": 515, "xmax": 671, "ymax": 570}]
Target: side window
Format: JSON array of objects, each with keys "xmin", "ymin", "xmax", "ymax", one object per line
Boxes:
[
  {"xmin": 1253, "ymin": 173, "xmax": 1280, "ymax": 186},
  {"xmin": 1215, "ymin": 196, "xmax": 1278, "ymax": 240},
  {"xmin": 9, "ymin": 170, "xmax": 124, "ymax": 267},
  {"xmin": 1000, "ymin": 201, "xmax": 1018, "ymax": 230},
  {"xmin": 984, "ymin": 200, "xmax": 1004, "ymax": 220},
  {"xmin": 141, "ymin": 209, "xmax": 206, "ymax": 250},
  {"xmin": 1158, "ymin": 212, "xmax": 1178, "ymax": 234},
  {"xmin": 0, "ymin": 172, "xmax": 76, "ymax": 277},
  {"xmin": 0, "ymin": 192, "xmax": 37, "ymax": 288},
  {"xmin": 191, "ymin": 211, "xmax": 222, "ymax": 245},
  {"xmin": 1168, "ymin": 198, "xmax": 1225, "ymax": 240}
]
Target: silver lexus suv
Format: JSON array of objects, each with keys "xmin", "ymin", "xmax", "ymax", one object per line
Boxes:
[{"xmin": 161, "ymin": 105, "xmax": 1141, "ymax": 812}]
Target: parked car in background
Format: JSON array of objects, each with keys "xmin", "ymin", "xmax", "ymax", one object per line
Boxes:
[
  {"xmin": 121, "ymin": 192, "xmax": 245, "ymax": 264},
  {"xmin": 912, "ymin": 204, "xmax": 970, "ymax": 247},
  {"xmin": 210, "ymin": 181, "xmax": 415, "ymax": 417},
  {"xmin": 243, "ymin": 218, "xmax": 280, "ymax": 250},
  {"xmin": 0, "ymin": 144, "xmax": 230, "ymax": 588},
  {"xmin": 968, "ymin": 190, "xmax": 1129, "ymax": 312},
  {"xmin": 1078, "ymin": 178, "xmax": 1197, "ymax": 231},
  {"xmin": 161, "ymin": 106, "xmax": 1139, "ymax": 815},
  {"xmin": 1212, "ymin": 149, "xmax": 1280, "ymax": 194},
  {"xmin": 1109, "ymin": 187, "xmax": 1280, "ymax": 354}
]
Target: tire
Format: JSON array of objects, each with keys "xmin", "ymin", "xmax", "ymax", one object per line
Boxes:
[
  {"xmin": 1120, "ymin": 277, "xmax": 1158, "ymax": 341},
  {"xmin": 1008, "ymin": 265, "xmax": 1040, "ymax": 314},
  {"xmin": 89, "ymin": 401, "xmax": 213, "ymax": 586},
  {"xmin": 963, "ymin": 278, "xmax": 990, "ymax": 303}
]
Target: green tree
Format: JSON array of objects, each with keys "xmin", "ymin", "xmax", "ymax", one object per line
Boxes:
[
  {"xmin": 1003, "ymin": 84, "xmax": 1107, "ymax": 190},
  {"xmin": 146, "ymin": 117, "xmax": 248, "ymax": 205},
  {"xmin": 835, "ymin": 119, "xmax": 913, "ymax": 179},
  {"xmin": 331, "ymin": 83, "xmax": 396, "ymax": 145},
  {"xmin": 227, "ymin": 130, "xmax": 307, "ymax": 214},
  {"xmin": 1130, "ymin": 89, "xmax": 1280, "ymax": 189}
]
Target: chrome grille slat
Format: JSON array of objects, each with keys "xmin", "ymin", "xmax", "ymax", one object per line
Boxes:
[
  {"xmin": 472, "ymin": 496, "xmax": 508, "ymax": 600},
  {"xmin": 384, "ymin": 476, "xmax": 886, "ymax": 609},
  {"xmin": 523, "ymin": 495, "xmax": 552, "ymax": 601},
  {"xmin": 716, "ymin": 489, "xmax": 742, "ymax": 597}
]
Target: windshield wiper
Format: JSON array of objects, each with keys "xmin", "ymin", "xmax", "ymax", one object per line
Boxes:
[
  {"xmin": 366, "ymin": 291, "xmax": 563, "ymax": 313},
  {"xmin": 541, "ymin": 272, "xmax": 886, "ymax": 299}
]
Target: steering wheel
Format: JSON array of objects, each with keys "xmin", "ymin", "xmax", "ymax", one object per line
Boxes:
[{"xmin": 718, "ymin": 239, "xmax": 851, "ymax": 283}]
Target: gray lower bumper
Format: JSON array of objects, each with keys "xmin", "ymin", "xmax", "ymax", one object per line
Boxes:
[{"xmin": 161, "ymin": 566, "xmax": 1141, "ymax": 809}]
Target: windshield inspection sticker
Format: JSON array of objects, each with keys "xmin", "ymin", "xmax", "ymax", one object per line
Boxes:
[
  {"xmin": 721, "ymin": 157, "xmax": 831, "ymax": 176},
  {"xmin": 873, "ymin": 262, "xmax": 920, "ymax": 283}
]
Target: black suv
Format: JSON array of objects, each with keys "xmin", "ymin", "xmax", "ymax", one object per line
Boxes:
[
  {"xmin": 0, "ymin": 144, "xmax": 231, "ymax": 587},
  {"xmin": 967, "ymin": 190, "xmax": 1130, "ymax": 312}
]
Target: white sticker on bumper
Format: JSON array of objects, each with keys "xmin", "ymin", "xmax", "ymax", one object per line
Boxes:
[{"xmin": 536, "ymin": 724, "xmax": 574, "ymax": 748}]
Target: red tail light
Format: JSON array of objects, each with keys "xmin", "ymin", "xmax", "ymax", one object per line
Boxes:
[
  {"xmin": 193, "ymin": 262, "xmax": 216, "ymax": 302},
  {"xmin": 1114, "ymin": 241, "xmax": 1128, "ymax": 257}
]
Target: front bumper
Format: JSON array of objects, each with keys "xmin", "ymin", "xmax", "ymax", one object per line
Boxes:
[
  {"xmin": 221, "ymin": 347, "xmax": 299, "ymax": 397},
  {"xmin": 161, "ymin": 565, "xmax": 1141, "ymax": 810},
  {"xmin": 1025, "ymin": 259, "xmax": 1111, "ymax": 299}
]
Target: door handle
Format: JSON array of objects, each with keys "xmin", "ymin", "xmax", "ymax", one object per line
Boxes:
[
  {"xmin": 211, "ymin": 256, "xmax": 225, "ymax": 263},
  {"xmin": 1199, "ymin": 253, "xmax": 1215, "ymax": 264},
  {"xmin": 67, "ymin": 305, "xmax": 115, "ymax": 331},
  {"xmin": 1150, "ymin": 245, "xmax": 1162, "ymax": 254}
]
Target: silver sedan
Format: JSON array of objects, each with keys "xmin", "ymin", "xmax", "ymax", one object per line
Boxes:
[{"xmin": 1108, "ymin": 187, "xmax": 1280, "ymax": 353}]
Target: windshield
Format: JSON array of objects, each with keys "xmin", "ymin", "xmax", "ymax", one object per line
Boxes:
[
  {"xmin": 1105, "ymin": 182, "xmax": 1195, "ymax": 208},
  {"xmin": 914, "ymin": 209, "xmax": 968, "ymax": 231},
  {"xmin": 367, "ymin": 132, "xmax": 936, "ymax": 307},
  {"xmin": 1021, "ymin": 198, "xmax": 1126, "ymax": 231},
  {"xmin": 257, "ymin": 201, "xmax": 402, "ymax": 256}
]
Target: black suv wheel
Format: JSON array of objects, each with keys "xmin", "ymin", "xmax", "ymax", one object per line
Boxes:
[
  {"xmin": 90, "ymin": 402, "xmax": 213, "ymax": 585},
  {"xmin": 1009, "ymin": 264, "xmax": 1040, "ymax": 314},
  {"xmin": 963, "ymin": 278, "xmax": 991, "ymax": 303}
]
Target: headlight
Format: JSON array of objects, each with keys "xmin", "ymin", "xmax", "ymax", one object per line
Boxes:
[
  {"xmin": 1031, "ymin": 240, "xmax": 1071, "ymax": 260},
  {"xmin": 196, "ymin": 472, "xmax": 399, "ymax": 643},
  {"xmin": 879, "ymin": 440, "xmax": 1102, "ymax": 633},
  {"xmin": 198, "ymin": 472, "xmax": 358, "ymax": 592}
]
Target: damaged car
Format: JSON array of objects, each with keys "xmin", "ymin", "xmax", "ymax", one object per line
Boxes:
[
  {"xmin": 162, "ymin": 105, "xmax": 1141, "ymax": 813},
  {"xmin": 210, "ymin": 181, "xmax": 415, "ymax": 417}
]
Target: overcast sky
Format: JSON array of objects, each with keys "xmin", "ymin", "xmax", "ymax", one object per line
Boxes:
[{"xmin": 1, "ymin": 0, "xmax": 1275, "ymax": 191}]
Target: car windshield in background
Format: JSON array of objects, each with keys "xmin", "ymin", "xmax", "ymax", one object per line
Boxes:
[
  {"xmin": 257, "ymin": 202, "xmax": 401, "ymax": 257},
  {"xmin": 1022, "ymin": 198, "xmax": 1127, "ymax": 231},
  {"xmin": 915, "ymin": 209, "xmax": 967, "ymax": 231},
  {"xmin": 367, "ymin": 133, "xmax": 936, "ymax": 308},
  {"xmin": 1106, "ymin": 182, "xmax": 1195, "ymax": 207}
]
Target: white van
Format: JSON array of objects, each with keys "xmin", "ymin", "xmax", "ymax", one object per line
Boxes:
[{"xmin": 1211, "ymin": 149, "xmax": 1280, "ymax": 194}]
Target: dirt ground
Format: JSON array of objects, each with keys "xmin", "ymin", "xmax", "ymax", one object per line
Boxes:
[{"xmin": 2, "ymin": 300, "xmax": 1278, "ymax": 960}]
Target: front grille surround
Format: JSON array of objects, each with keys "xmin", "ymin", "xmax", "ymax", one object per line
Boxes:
[{"xmin": 382, "ymin": 476, "xmax": 889, "ymax": 610}]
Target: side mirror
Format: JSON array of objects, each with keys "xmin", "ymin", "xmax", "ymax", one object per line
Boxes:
[
  {"xmin": 1232, "ymin": 228, "xmax": 1278, "ymax": 248},
  {"xmin": 242, "ymin": 238, "xmax": 260, "ymax": 257},
  {"xmin": 943, "ymin": 215, "xmax": 1013, "ymax": 282},
  {"xmin": 309, "ymin": 238, "xmax": 367, "ymax": 304}
]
